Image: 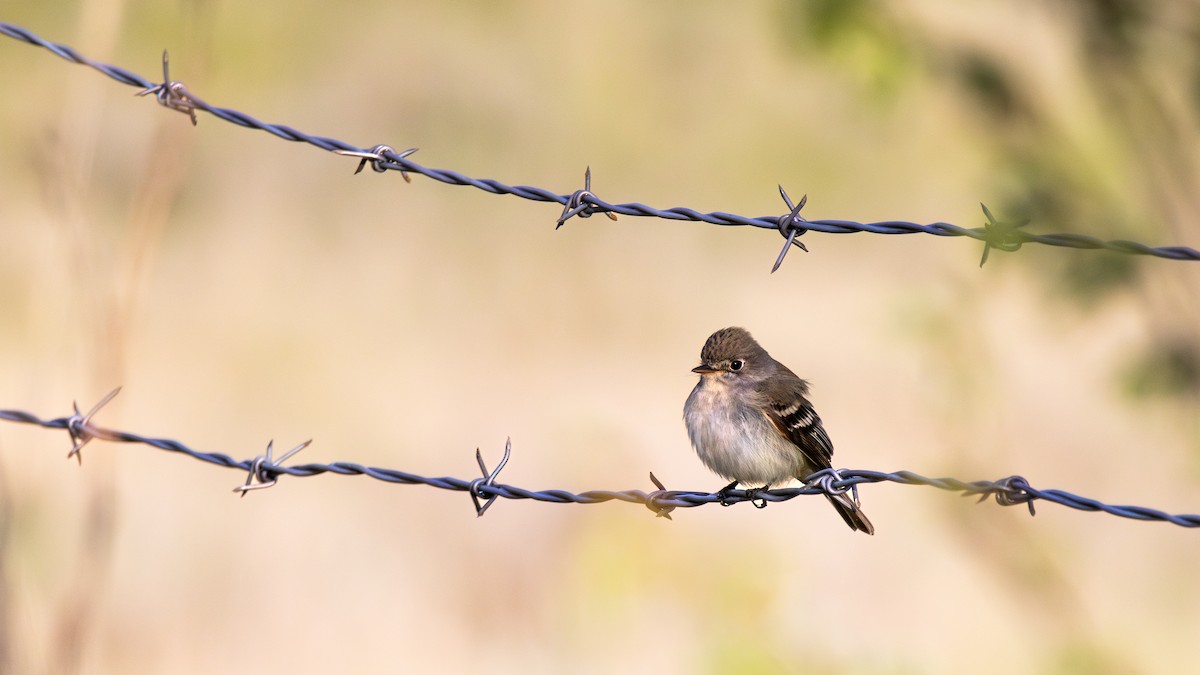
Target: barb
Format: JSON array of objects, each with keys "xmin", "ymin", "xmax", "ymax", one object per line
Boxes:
[
  {"xmin": 645, "ymin": 472, "xmax": 676, "ymax": 520},
  {"xmin": 979, "ymin": 203, "xmax": 1031, "ymax": 267},
  {"xmin": 772, "ymin": 186, "xmax": 810, "ymax": 273},
  {"xmin": 234, "ymin": 439, "xmax": 313, "ymax": 496},
  {"xmin": 334, "ymin": 144, "xmax": 419, "ymax": 182},
  {"xmin": 65, "ymin": 387, "xmax": 122, "ymax": 464},
  {"xmin": 468, "ymin": 438, "xmax": 511, "ymax": 517},
  {"xmin": 805, "ymin": 467, "xmax": 863, "ymax": 507},
  {"xmin": 984, "ymin": 475, "xmax": 1037, "ymax": 516},
  {"xmin": 135, "ymin": 50, "xmax": 200, "ymax": 125},
  {"xmin": 2, "ymin": 21, "xmax": 1196, "ymax": 264},
  {"xmin": 1, "ymin": 401, "xmax": 1197, "ymax": 529},
  {"xmin": 556, "ymin": 166, "xmax": 618, "ymax": 229}
]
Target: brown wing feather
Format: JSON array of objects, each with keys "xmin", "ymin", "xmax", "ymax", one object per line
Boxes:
[
  {"xmin": 757, "ymin": 377, "xmax": 834, "ymax": 471},
  {"xmin": 753, "ymin": 364, "xmax": 873, "ymax": 534}
]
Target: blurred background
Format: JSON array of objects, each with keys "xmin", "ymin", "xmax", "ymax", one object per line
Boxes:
[{"xmin": 1, "ymin": 1, "xmax": 1198, "ymax": 673}]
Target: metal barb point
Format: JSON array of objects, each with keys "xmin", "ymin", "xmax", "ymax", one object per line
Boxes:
[
  {"xmin": 66, "ymin": 387, "xmax": 122, "ymax": 464},
  {"xmin": 469, "ymin": 437, "xmax": 512, "ymax": 517},
  {"xmin": 978, "ymin": 203, "xmax": 1032, "ymax": 267},
  {"xmin": 991, "ymin": 475, "xmax": 1037, "ymax": 516},
  {"xmin": 555, "ymin": 166, "xmax": 618, "ymax": 229},
  {"xmin": 234, "ymin": 439, "xmax": 312, "ymax": 496},
  {"xmin": 334, "ymin": 145, "xmax": 418, "ymax": 181},
  {"xmin": 645, "ymin": 472, "xmax": 675, "ymax": 520},
  {"xmin": 772, "ymin": 186, "xmax": 810, "ymax": 272},
  {"xmin": 134, "ymin": 50, "xmax": 199, "ymax": 125}
]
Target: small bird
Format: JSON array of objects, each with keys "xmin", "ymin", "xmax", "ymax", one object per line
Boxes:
[{"xmin": 683, "ymin": 327, "xmax": 874, "ymax": 535}]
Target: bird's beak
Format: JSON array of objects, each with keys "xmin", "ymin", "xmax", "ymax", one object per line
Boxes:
[{"xmin": 691, "ymin": 365, "xmax": 718, "ymax": 374}]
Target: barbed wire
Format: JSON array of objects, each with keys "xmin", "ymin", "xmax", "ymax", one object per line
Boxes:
[
  {"xmin": 2, "ymin": 22, "xmax": 1198, "ymax": 529},
  {"xmin": 2, "ymin": 21, "xmax": 1197, "ymax": 268},
  {"xmin": 1, "ymin": 390, "xmax": 1196, "ymax": 528}
]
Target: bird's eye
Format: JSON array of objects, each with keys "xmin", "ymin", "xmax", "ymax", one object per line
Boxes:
[{"xmin": 729, "ymin": 359, "xmax": 744, "ymax": 372}]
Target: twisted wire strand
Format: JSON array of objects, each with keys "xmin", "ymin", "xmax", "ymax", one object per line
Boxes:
[
  {"xmin": 2, "ymin": 20, "xmax": 1197, "ymax": 263},
  {"xmin": 2, "ymin": 404, "xmax": 1196, "ymax": 527}
]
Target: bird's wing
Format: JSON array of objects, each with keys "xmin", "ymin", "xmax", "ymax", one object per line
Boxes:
[{"xmin": 759, "ymin": 379, "xmax": 835, "ymax": 471}]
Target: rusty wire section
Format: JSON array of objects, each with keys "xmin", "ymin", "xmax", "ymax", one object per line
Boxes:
[
  {"xmin": 2, "ymin": 21, "xmax": 1198, "ymax": 268},
  {"xmin": 1, "ymin": 390, "xmax": 1197, "ymax": 528}
]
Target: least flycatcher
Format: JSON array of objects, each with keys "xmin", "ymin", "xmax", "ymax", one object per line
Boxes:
[{"xmin": 684, "ymin": 327, "xmax": 874, "ymax": 535}]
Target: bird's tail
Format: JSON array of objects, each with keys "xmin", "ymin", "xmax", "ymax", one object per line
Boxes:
[{"xmin": 825, "ymin": 492, "xmax": 875, "ymax": 535}]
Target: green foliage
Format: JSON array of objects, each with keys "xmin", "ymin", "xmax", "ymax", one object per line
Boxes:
[
  {"xmin": 779, "ymin": 0, "xmax": 916, "ymax": 98},
  {"xmin": 1122, "ymin": 339, "xmax": 1200, "ymax": 399}
]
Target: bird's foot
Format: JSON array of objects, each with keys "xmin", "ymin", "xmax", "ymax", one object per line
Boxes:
[
  {"xmin": 715, "ymin": 481, "xmax": 770, "ymax": 508},
  {"xmin": 716, "ymin": 480, "xmax": 740, "ymax": 507},
  {"xmin": 745, "ymin": 484, "xmax": 770, "ymax": 509},
  {"xmin": 710, "ymin": 478, "xmax": 739, "ymax": 504}
]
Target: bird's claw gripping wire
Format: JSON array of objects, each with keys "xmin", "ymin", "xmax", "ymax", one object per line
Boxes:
[
  {"xmin": 978, "ymin": 475, "xmax": 1037, "ymax": 516},
  {"xmin": 556, "ymin": 166, "xmax": 618, "ymax": 229},
  {"xmin": 469, "ymin": 438, "xmax": 512, "ymax": 517},
  {"xmin": 334, "ymin": 144, "xmax": 418, "ymax": 182},
  {"xmin": 714, "ymin": 480, "xmax": 769, "ymax": 508},
  {"xmin": 979, "ymin": 203, "xmax": 1032, "ymax": 267},
  {"xmin": 233, "ymin": 439, "xmax": 312, "ymax": 496},
  {"xmin": 645, "ymin": 472, "xmax": 677, "ymax": 520},
  {"xmin": 715, "ymin": 480, "xmax": 740, "ymax": 507},
  {"xmin": 65, "ymin": 387, "xmax": 122, "ymax": 464},
  {"xmin": 745, "ymin": 485, "xmax": 770, "ymax": 509},
  {"xmin": 135, "ymin": 50, "xmax": 200, "ymax": 125},
  {"xmin": 772, "ymin": 186, "xmax": 811, "ymax": 272}
]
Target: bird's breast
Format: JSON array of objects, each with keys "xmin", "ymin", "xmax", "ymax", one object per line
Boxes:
[{"xmin": 684, "ymin": 379, "xmax": 801, "ymax": 485}]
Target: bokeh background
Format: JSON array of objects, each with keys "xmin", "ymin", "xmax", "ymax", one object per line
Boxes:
[{"xmin": 1, "ymin": 1, "xmax": 1198, "ymax": 673}]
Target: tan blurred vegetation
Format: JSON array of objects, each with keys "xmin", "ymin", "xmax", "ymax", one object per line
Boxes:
[{"xmin": 0, "ymin": 0, "xmax": 1198, "ymax": 673}]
